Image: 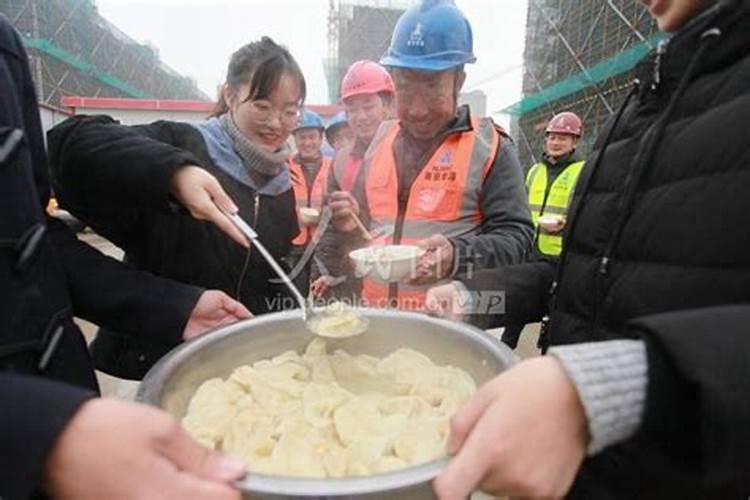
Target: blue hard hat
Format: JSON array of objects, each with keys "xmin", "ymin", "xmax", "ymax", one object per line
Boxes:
[
  {"xmin": 294, "ymin": 109, "xmax": 325, "ymax": 132},
  {"xmin": 327, "ymin": 111, "xmax": 348, "ymax": 130},
  {"xmin": 324, "ymin": 111, "xmax": 349, "ymax": 145},
  {"xmin": 380, "ymin": 0, "xmax": 476, "ymax": 72}
]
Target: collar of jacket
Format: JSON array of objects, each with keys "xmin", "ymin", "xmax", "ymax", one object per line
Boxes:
[
  {"xmin": 191, "ymin": 117, "xmax": 291, "ymax": 196},
  {"xmin": 394, "ymin": 104, "xmax": 473, "ymax": 161},
  {"xmin": 636, "ymin": 0, "xmax": 749, "ymax": 97},
  {"xmin": 542, "ymin": 151, "xmax": 580, "ymax": 170},
  {"xmin": 437, "ymin": 104, "xmax": 473, "ymax": 137}
]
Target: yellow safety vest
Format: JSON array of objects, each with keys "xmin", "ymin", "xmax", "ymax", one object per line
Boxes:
[{"xmin": 526, "ymin": 161, "xmax": 584, "ymax": 256}]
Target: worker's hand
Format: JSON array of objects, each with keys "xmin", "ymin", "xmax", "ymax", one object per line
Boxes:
[
  {"xmin": 44, "ymin": 398, "xmax": 245, "ymax": 500},
  {"xmin": 328, "ymin": 191, "xmax": 360, "ymax": 232},
  {"xmin": 434, "ymin": 357, "xmax": 588, "ymax": 500},
  {"xmin": 407, "ymin": 234, "xmax": 454, "ymax": 285},
  {"xmin": 310, "ymin": 275, "xmax": 334, "ymax": 298},
  {"xmin": 183, "ymin": 290, "xmax": 253, "ymax": 340},
  {"xmin": 425, "ymin": 281, "xmax": 472, "ymax": 321},
  {"xmin": 539, "ymin": 217, "xmax": 565, "ymax": 235},
  {"xmin": 170, "ymin": 166, "xmax": 248, "ymax": 248}
]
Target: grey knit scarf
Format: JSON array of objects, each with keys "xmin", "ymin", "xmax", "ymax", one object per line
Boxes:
[{"xmin": 220, "ymin": 113, "xmax": 290, "ymax": 177}]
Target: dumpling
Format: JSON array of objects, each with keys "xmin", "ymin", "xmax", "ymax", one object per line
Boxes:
[
  {"xmin": 393, "ymin": 418, "xmax": 446, "ymax": 465},
  {"xmin": 182, "ymin": 378, "xmax": 245, "ymax": 448},
  {"xmin": 182, "ymin": 339, "xmax": 477, "ymax": 479},
  {"xmin": 221, "ymin": 412, "xmax": 276, "ymax": 466},
  {"xmin": 303, "ymin": 382, "xmax": 351, "ymax": 428}
]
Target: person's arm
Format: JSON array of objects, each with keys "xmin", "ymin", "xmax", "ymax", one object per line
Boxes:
[
  {"xmin": 47, "ymin": 116, "xmax": 201, "ymax": 211},
  {"xmin": 48, "ymin": 117, "xmax": 247, "ymax": 248},
  {"xmin": 0, "ymin": 374, "xmax": 93, "ymax": 500},
  {"xmin": 307, "ymin": 169, "xmax": 338, "ymax": 285},
  {"xmin": 316, "ymin": 154, "xmax": 369, "ymax": 284},
  {"xmin": 426, "ymin": 259, "xmax": 555, "ymax": 330},
  {"xmin": 48, "ymin": 217, "xmax": 202, "ymax": 344},
  {"xmin": 450, "ymin": 141, "xmax": 534, "ymax": 275},
  {"xmin": 632, "ymin": 305, "xmax": 750, "ymax": 486},
  {"xmin": 556, "ymin": 304, "xmax": 750, "ymax": 478},
  {"xmin": 434, "ymin": 305, "xmax": 750, "ymax": 499},
  {"xmin": 0, "ymin": 374, "xmax": 245, "ymax": 500}
]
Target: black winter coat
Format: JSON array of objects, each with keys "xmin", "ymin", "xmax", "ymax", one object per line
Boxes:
[
  {"xmin": 464, "ymin": 1, "xmax": 750, "ymax": 497},
  {"xmin": 48, "ymin": 115, "xmax": 299, "ymax": 379},
  {"xmin": 0, "ymin": 16, "xmax": 200, "ymax": 499},
  {"xmin": 558, "ymin": 1, "xmax": 750, "ymax": 496}
]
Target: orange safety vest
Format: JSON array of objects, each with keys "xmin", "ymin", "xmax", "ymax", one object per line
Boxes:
[
  {"xmin": 360, "ymin": 117, "xmax": 500, "ymax": 311},
  {"xmin": 332, "ymin": 152, "xmax": 363, "ymax": 192},
  {"xmin": 289, "ymin": 157, "xmax": 332, "ymax": 247}
]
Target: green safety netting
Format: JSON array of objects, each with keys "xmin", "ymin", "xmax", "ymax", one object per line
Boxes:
[
  {"xmin": 502, "ymin": 33, "xmax": 665, "ymax": 116},
  {"xmin": 22, "ymin": 36, "xmax": 147, "ymax": 98}
]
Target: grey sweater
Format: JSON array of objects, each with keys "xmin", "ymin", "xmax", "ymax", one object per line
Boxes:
[{"xmin": 550, "ymin": 339, "xmax": 647, "ymax": 455}]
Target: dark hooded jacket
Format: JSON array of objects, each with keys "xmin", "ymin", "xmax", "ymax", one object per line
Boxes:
[{"xmin": 0, "ymin": 15, "xmax": 200, "ymax": 499}]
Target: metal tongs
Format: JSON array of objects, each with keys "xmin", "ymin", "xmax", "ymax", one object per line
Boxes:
[
  {"xmin": 219, "ymin": 206, "xmax": 312, "ymax": 322},
  {"xmin": 219, "ymin": 205, "xmax": 369, "ymax": 338}
]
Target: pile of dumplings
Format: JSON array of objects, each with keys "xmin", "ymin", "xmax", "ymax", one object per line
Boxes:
[{"xmin": 182, "ymin": 338, "xmax": 476, "ymax": 478}]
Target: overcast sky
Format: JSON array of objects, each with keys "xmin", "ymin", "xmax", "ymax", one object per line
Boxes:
[{"xmin": 96, "ymin": 0, "xmax": 527, "ymax": 126}]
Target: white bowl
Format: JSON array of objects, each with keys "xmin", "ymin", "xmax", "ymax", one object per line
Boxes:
[
  {"xmin": 538, "ymin": 214, "xmax": 564, "ymax": 226},
  {"xmin": 298, "ymin": 207, "xmax": 320, "ymax": 226},
  {"xmin": 349, "ymin": 245, "xmax": 422, "ymax": 282}
]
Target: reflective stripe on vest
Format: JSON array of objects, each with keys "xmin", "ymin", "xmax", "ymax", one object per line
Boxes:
[
  {"xmin": 527, "ymin": 161, "xmax": 584, "ymax": 256},
  {"xmin": 289, "ymin": 157, "xmax": 332, "ymax": 246},
  {"xmin": 361, "ymin": 116, "xmax": 500, "ymax": 310}
]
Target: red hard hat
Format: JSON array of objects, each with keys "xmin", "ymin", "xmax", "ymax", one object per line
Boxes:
[
  {"xmin": 340, "ymin": 60, "xmax": 395, "ymax": 102},
  {"xmin": 546, "ymin": 112, "xmax": 583, "ymax": 137}
]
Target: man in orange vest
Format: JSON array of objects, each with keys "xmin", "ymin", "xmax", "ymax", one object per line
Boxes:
[
  {"xmin": 331, "ymin": 60, "xmax": 395, "ymax": 193},
  {"xmin": 310, "ymin": 60, "xmax": 395, "ymax": 300},
  {"xmin": 322, "ymin": 0, "xmax": 534, "ymax": 311},
  {"xmin": 287, "ymin": 109, "xmax": 332, "ymax": 295}
]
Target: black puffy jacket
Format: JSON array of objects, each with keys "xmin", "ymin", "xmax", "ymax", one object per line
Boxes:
[
  {"xmin": 547, "ymin": 1, "xmax": 750, "ymax": 497},
  {"xmin": 461, "ymin": 1, "xmax": 750, "ymax": 496}
]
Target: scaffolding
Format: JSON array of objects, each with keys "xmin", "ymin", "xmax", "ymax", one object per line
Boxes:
[
  {"xmin": 324, "ymin": 0, "xmax": 413, "ymax": 104},
  {"xmin": 508, "ymin": 0, "xmax": 660, "ymax": 167},
  {"xmin": 1, "ymin": 0, "xmax": 207, "ymax": 106}
]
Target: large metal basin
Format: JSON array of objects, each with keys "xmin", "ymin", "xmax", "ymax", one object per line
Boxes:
[{"xmin": 137, "ymin": 309, "xmax": 516, "ymax": 499}]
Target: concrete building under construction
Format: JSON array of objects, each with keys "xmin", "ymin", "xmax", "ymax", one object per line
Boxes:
[
  {"xmin": 1, "ymin": 0, "xmax": 207, "ymax": 108},
  {"xmin": 508, "ymin": 0, "xmax": 661, "ymax": 168},
  {"xmin": 324, "ymin": 0, "xmax": 412, "ymax": 104}
]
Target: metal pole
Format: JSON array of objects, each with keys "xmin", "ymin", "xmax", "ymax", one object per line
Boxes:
[
  {"xmin": 518, "ymin": 125, "xmax": 538, "ymax": 166},
  {"xmin": 606, "ymin": 0, "xmax": 653, "ymax": 48},
  {"xmin": 31, "ymin": 0, "xmax": 44, "ymax": 103},
  {"xmin": 532, "ymin": 0, "xmax": 614, "ymax": 115},
  {"xmin": 12, "ymin": 0, "xmax": 33, "ymax": 25}
]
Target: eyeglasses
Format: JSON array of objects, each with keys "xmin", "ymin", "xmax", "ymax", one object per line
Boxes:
[{"xmin": 248, "ymin": 100, "xmax": 300, "ymax": 126}]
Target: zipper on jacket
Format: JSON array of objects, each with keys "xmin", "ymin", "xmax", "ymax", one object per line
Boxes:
[
  {"xmin": 543, "ymin": 82, "xmax": 640, "ymax": 345},
  {"xmin": 533, "ymin": 162, "xmax": 557, "ymax": 247},
  {"xmin": 253, "ymin": 193, "xmax": 260, "ymax": 225},
  {"xmin": 305, "ymin": 169, "xmax": 313, "ymax": 209},
  {"xmin": 235, "ymin": 193, "xmax": 260, "ymax": 300},
  {"xmin": 592, "ymin": 28, "xmax": 720, "ymax": 333},
  {"xmin": 651, "ymin": 40, "xmax": 667, "ymax": 90}
]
